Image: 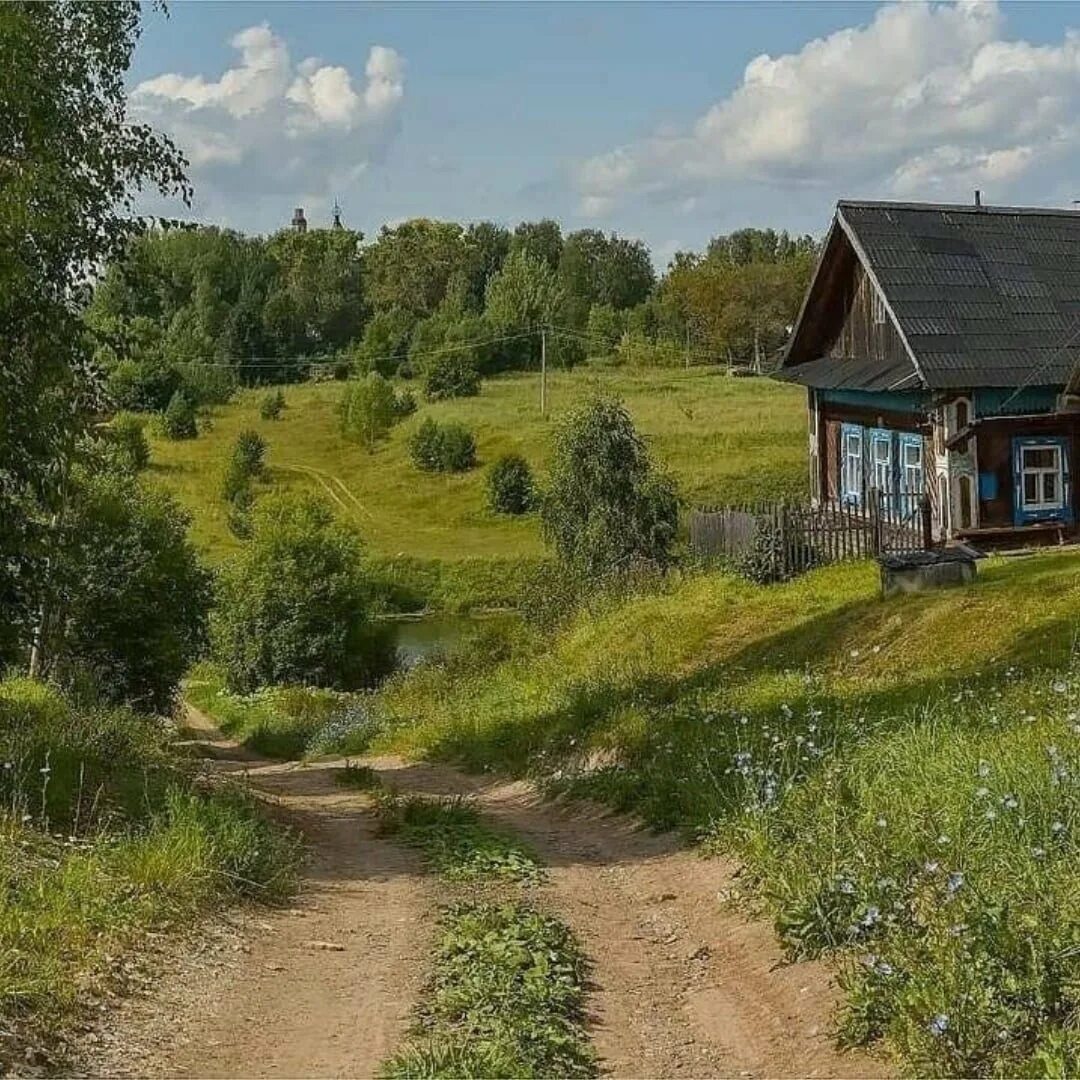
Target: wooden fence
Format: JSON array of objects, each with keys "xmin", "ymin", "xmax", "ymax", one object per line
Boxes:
[{"xmin": 689, "ymin": 494, "xmax": 932, "ymax": 577}]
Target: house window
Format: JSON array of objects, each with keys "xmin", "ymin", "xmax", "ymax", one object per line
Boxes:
[
  {"xmin": 870, "ymin": 430, "xmax": 892, "ymax": 503},
  {"xmin": 898, "ymin": 435, "xmax": 924, "ymax": 517},
  {"xmin": 1012, "ymin": 437, "xmax": 1071, "ymax": 525},
  {"xmin": 841, "ymin": 424, "xmax": 863, "ymax": 505},
  {"xmin": 954, "ymin": 398, "xmax": 970, "ymax": 432}
]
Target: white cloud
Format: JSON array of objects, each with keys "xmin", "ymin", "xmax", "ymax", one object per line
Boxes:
[
  {"xmin": 577, "ymin": 1, "xmax": 1080, "ymax": 212},
  {"xmin": 132, "ymin": 25, "xmax": 405, "ymax": 224}
]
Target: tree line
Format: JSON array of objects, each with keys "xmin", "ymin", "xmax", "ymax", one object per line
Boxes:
[{"xmin": 87, "ymin": 212, "xmax": 819, "ymax": 415}]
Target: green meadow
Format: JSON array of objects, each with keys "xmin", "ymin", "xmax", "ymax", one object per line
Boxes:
[{"xmin": 148, "ymin": 366, "xmax": 808, "ymax": 565}]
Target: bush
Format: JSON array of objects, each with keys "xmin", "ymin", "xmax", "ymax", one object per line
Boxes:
[
  {"xmin": 104, "ymin": 412, "xmax": 150, "ymax": 473},
  {"xmin": 107, "ymin": 359, "xmax": 183, "ymax": 413},
  {"xmin": 178, "ymin": 363, "xmax": 237, "ymax": 406},
  {"xmin": 340, "ymin": 373, "xmax": 399, "ymax": 451},
  {"xmin": 221, "ymin": 429, "xmax": 267, "ymax": 502},
  {"xmin": 408, "ymin": 418, "xmax": 477, "ymax": 474},
  {"xmin": 227, "ymin": 483, "xmax": 255, "ymax": 540},
  {"xmin": 160, "ymin": 389, "xmax": 197, "ymax": 440},
  {"xmin": 541, "ymin": 395, "xmax": 678, "ymax": 578},
  {"xmin": 260, "ymin": 389, "xmax": 286, "ymax": 420},
  {"xmin": 352, "ymin": 309, "xmax": 414, "ymax": 377},
  {"xmin": 487, "ymin": 454, "xmax": 535, "ymax": 515},
  {"xmin": 422, "ymin": 352, "xmax": 481, "ymax": 401},
  {"xmin": 211, "ymin": 493, "xmax": 386, "ymax": 693},
  {"xmin": 48, "ymin": 471, "xmax": 213, "ymax": 713},
  {"xmin": 392, "ymin": 387, "xmax": 417, "ymax": 419},
  {"xmin": 737, "ymin": 515, "xmax": 819, "ymax": 585}
]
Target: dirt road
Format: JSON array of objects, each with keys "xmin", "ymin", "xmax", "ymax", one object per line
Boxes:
[{"xmin": 85, "ymin": 709, "xmax": 886, "ymax": 1079}]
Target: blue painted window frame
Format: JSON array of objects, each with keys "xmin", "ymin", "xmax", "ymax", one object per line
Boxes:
[
  {"xmin": 869, "ymin": 428, "xmax": 894, "ymax": 506},
  {"xmin": 897, "ymin": 433, "xmax": 924, "ymax": 519},
  {"xmin": 841, "ymin": 423, "xmax": 863, "ymax": 506},
  {"xmin": 1012, "ymin": 435, "xmax": 1073, "ymax": 525}
]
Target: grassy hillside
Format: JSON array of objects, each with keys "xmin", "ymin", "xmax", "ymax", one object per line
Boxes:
[
  {"xmin": 148, "ymin": 367, "xmax": 807, "ymax": 564},
  {"xmin": 360, "ymin": 551, "xmax": 1080, "ymax": 1074}
]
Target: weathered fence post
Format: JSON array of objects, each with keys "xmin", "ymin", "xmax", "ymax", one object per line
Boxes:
[
  {"xmin": 868, "ymin": 487, "xmax": 882, "ymax": 556},
  {"xmin": 920, "ymin": 495, "xmax": 933, "ymax": 551}
]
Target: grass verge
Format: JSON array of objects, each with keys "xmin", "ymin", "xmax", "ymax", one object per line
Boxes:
[
  {"xmin": 0, "ymin": 677, "xmax": 299, "ymax": 1065},
  {"xmin": 185, "ymin": 661, "xmax": 358, "ymax": 759}
]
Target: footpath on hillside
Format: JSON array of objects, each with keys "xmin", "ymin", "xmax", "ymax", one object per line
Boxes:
[{"xmin": 80, "ymin": 707, "xmax": 885, "ymax": 1079}]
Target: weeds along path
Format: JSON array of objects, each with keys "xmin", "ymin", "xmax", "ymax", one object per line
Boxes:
[{"xmin": 366, "ymin": 756, "xmax": 886, "ymax": 1080}]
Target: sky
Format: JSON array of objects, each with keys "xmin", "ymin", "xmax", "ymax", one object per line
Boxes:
[{"xmin": 129, "ymin": 0, "xmax": 1080, "ymax": 268}]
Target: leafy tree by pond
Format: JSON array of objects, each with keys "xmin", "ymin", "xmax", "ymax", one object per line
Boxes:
[
  {"xmin": 541, "ymin": 396, "xmax": 678, "ymax": 579},
  {"xmin": 211, "ymin": 493, "xmax": 390, "ymax": 693}
]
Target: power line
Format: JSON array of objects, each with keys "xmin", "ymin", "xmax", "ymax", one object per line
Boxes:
[{"xmin": 997, "ymin": 314, "xmax": 1080, "ymax": 412}]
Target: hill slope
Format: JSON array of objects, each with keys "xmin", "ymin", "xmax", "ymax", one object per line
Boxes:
[{"xmin": 147, "ymin": 367, "xmax": 806, "ymax": 564}]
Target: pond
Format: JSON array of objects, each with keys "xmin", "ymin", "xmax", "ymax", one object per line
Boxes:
[{"xmin": 384, "ymin": 611, "xmax": 516, "ymax": 669}]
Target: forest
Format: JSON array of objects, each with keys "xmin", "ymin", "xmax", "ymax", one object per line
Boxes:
[{"xmin": 85, "ymin": 214, "xmax": 817, "ymax": 413}]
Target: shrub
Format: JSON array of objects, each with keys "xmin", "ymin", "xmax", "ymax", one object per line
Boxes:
[
  {"xmin": 221, "ymin": 429, "xmax": 267, "ymax": 502},
  {"xmin": 737, "ymin": 515, "xmax": 819, "ymax": 585},
  {"xmin": 227, "ymin": 484, "xmax": 255, "ymax": 540},
  {"xmin": 422, "ymin": 352, "xmax": 481, "ymax": 401},
  {"xmin": 392, "ymin": 387, "xmax": 417, "ymax": 419},
  {"xmin": 211, "ymin": 492, "xmax": 384, "ymax": 693},
  {"xmin": 178, "ymin": 363, "xmax": 237, "ymax": 406},
  {"xmin": 541, "ymin": 395, "xmax": 678, "ymax": 578},
  {"xmin": 340, "ymin": 373, "xmax": 399, "ymax": 451},
  {"xmin": 260, "ymin": 389, "xmax": 286, "ymax": 420},
  {"xmin": 104, "ymin": 412, "xmax": 150, "ymax": 473},
  {"xmin": 487, "ymin": 454, "xmax": 535, "ymax": 515},
  {"xmin": 48, "ymin": 471, "xmax": 213, "ymax": 713},
  {"xmin": 107, "ymin": 359, "xmax": 182, "ymax": 413},
  {"xmin": 352, "ymin": 309, "xmax": 414, "ymax": 377},
  {"xmin": 160, "ymin": 389, "xmax": 197, "ymax": 440},
  {"xmin": 408, "ymin": 418, "xmax": 476, "ymax": 474}
]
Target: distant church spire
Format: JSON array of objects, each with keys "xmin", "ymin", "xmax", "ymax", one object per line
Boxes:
[
  {"xmin": 332, "ymin": 200, "xmax": 343, "ymax": 231},
  {"xmin": 291, "ymin": 207, "xmax": 307, "ymax": 234}
]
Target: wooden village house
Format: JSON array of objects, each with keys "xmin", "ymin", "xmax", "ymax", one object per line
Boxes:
[{"xmin": 779, "ymin": 199, "xmax": 1080, "ymax": 547}]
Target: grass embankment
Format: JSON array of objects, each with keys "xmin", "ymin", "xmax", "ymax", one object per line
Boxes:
[
  {"xmin": 0, "ymin": 678, "xmax": 298, "ymax": 1065},
  {"xmin": 379, "ymin": 797, "xmax": 594, "ymax": 1078},
  {"xmin": 363, "ymin": 550, "xmax": 1080, "ymax": 1075},
  {"xmin": 185, "ymin": 661, "xmax": 360, "ymax": 759},
  {"xmin": 148, "ymin": 368, "xmax": 806, "ymax": 608}
]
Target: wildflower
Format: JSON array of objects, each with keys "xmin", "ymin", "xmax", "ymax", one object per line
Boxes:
[
  {"xmin": 1031, "ymin": 846, "xmax": 1046, "ymax": 859},
  {"xmin": 861, "ymin": 906, "xmax": 881, "ymax": 927},
  {"xmin": 947, "ymin": 871, "xmax": 964, "ymax": 895},
  {"xmin": 937, "ymin": 834, "xmax": 950, "ymax": 846},
  {"xmin": 977, "ymin": 761, "xmax": 991, "ymax": 778},
  {"xmin": 850, "ymin": 649, "xmax": 860, "ymax": 659},
  {"xmin": 837, "ymin": 878, "xmax": 856, "ymax": 895},
  {"xmin": 923, "ymin": 860, "xmax": 939, "ymax": 874},
  {"xmin": 1053, "ymin": 681, "xmax": 1068, "ymax": 694},
  {"xmin": 876, "ymin": 959, "xmax": 894, "ymax": 976},
  {"xmin": 975, "ymin": 787, "xmax": 990, "ymax": 799},
  {"xmin": 875, "ymin": 816, "xmax": 887, "ymax": 829},
  {"xmin": 928, "ymin": 1014, "xmax": 950, "ymax": 1037},
  {"xmin": 1002, "ymin": 794, "xmax": 1019, "ymax": 810},
  {"xmin": 985, "ymin": 809, "xmax": 998, "ymax": 821},
  {"xmin": 1022, "ymin": 714, "xmax": 1036, "ymax": 724},
  {"xmin": 1052, "ymin": 820, "xmax": 1066, "ymax": 835}
]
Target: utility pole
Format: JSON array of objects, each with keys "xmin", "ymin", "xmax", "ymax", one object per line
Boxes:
[
  {"xmin": 684, "ymin": 324, "xmax": 691, "ymax": 370},
  {"xmin": 540, "ymin": 325, "xmax": 547, "ymax": 416}
]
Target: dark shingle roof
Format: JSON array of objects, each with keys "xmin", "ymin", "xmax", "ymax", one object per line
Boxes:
[
  {"xmin": 775, "ymin": 353, "xmax": 919, "ymax": 392},
  {"xmin": 837, "ymin": 200, "xmax": 1080, "ymax": 389}
]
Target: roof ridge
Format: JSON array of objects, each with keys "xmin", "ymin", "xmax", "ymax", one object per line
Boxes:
[{"xmin": 838, "ymin": 198, "xmax": 1080, "ymax": 218}]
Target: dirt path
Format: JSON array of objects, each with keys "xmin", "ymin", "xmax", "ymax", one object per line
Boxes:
[{"xmin": 86, "ymin": 712, "xmax": 886, "ymax": 1079}]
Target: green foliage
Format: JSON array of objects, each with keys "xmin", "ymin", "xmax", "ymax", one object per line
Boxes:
[
  {"xmin": 422, "ymin": 353, "xmax": 481, "ymax": 401},
  {"xmin": 484, "ymin": 251, "xmax": 564, "ymax": 372},
  {"xmin": 558, "ymin": 229, "xmax": 654, "ymax": 322},
  {"xmin": 210, "ymin": 493, "xmax": 387, "ymax": 693},
  {"xmin": 340, "ymin": 373, "xmax": 401, "ymax": 451},
  {"xmin": 185, "ymin": 662, "xmax": 359, "ymax": 760},
  {"xmin": 509, "ymin": 219, "xmax": 564, "ymax": 271},
  {"xmin": 46, "ymin": 471, "xmax": 211, "ymax": 713},
  {"xmin": 161, "ymin": 389, "xmax": 197, "ymax": 440},
  {"xmin": 378, "ymin": 796, "xmax": 543, "ymax": 884},
  {"xmin": 486, "ymin": 454, "xmax": 535, "ymax": 515},
  {"xmin": 409, "ymin": 419, "xmax": 477, "ymax": 474},
  {"xmin": 260, "ymin": 389, "xmax": 286, "ymax": 420},
  {"xmin": 541, "ymin": 395, "xmax": 678, "ymax": 578},
  {"xmin": 586, "ymin": 304, "xmax": 624, "ymax": 357},
  {"xmin": 104, "ymin": 412, "xmax": 150, "ymax": 473},
  {"xmin": 364, "ymin": 220, "xmax": 470, "ymax": 319},
  {"xmin": 393, "ymin": 386, "xmax": 418, "ymax": 419},
  {"xmin": 107, "ymin": 358, "xmax": 183, "ymax": 413},
  {"xmin": 335, "ymin": 762, "xmax": 383, "ymax": 791},
  {"xmin": 384, "ymin": 901, "xmax": 595, "ymax": 1079},
  {"xmin": 176, "ymin": 362, "xmax": 238, "ymax": 408},
  {"xmin": 737, "ymin": 515, "xmax": 819, "ymax": 585},
  {"xmin": 221, "ymin": 429, "xmax": 267, "ymax": 502},
  {"xmin": 353, "ymin": 308, "xmax": 416, "ymax": 377}
]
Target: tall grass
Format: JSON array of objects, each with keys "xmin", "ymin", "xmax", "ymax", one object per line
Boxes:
[{"xmin": 0, "ymin": 677, "xmax": 298, "ymax": 1060}]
